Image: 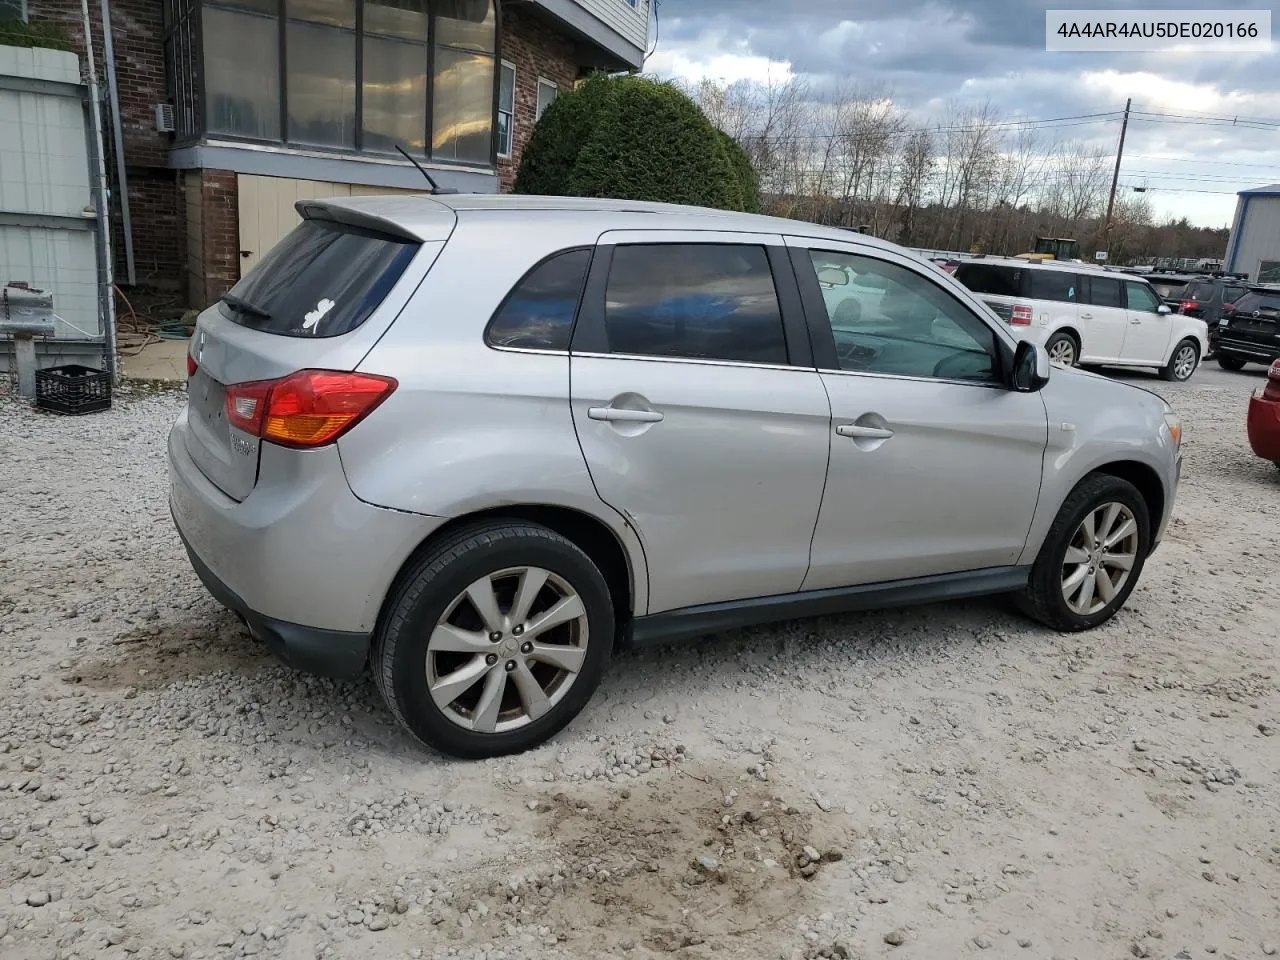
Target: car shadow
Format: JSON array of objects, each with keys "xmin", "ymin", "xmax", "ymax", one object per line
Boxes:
[{"xmin": 68, "ymin": 589, "xmax": 1052, "ymax": 765}]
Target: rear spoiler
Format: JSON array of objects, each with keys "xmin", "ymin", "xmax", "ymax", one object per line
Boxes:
[{"xmin": 294, "ymin": 197, "xmax": 456, "ymax": 244}]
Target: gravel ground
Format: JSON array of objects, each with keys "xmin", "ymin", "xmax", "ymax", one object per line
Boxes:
[{"xmin": 1, "ymin": 366, "xmax": 1278, "ymax": 960}]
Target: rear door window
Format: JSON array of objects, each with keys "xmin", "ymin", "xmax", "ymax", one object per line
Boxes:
[
  {"xmin": 486, "ymin": 248, "xmax": 591, "ymax": 351},
  {"xmin": 953, "ymin": 264, "xmax": 1023, "ymax": 297},
  {"xmin": 1027, "ymin": 270, "xmax": 1077, "ymax": 303},
  {"xmin": 218, "ymin": 219, "xmax": 419, "ymax": 338},
  {"xmin": 601, "ymin": 244, "xmax": 789, "ymax": 365},
  {"xmin": 1086, "ymin": 275, "xmax": 1124, "ymax": 308}
]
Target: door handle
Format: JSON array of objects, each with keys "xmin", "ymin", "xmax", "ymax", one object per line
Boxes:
[
  {"xmin": 588, "ymin": 406, "xmax": 664, "ymax": 423},
  {"xmin": 836, "ymin": 424, "xmax": 894, "ymax": 440},
  {"xmin": 1130, "ymin": 318, "xmax": 1143, "ymax": 324},
  {"xmin": 1080, "ymin": 312, "xmax": 1093, "ymax": 319}
]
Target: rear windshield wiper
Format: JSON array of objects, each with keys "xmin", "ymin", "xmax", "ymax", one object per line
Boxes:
[{"xmin": 221, "ymin": 293, "xmax": 272, "ymax": 320}]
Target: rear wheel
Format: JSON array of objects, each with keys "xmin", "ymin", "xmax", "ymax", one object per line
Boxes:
[
  {"xmin": 374, "ymin": 521, "xmax": 615, "ymax": 759},
  {"xmin": 1045, "ymin": 332, "xmax": 1079, "ymax": 368},
  {"xmin": 1159, "ymin": 338, "xmax": 1199, "ymax": 382},
  {"xmin": 1217, "ymin": 356, "xmax": 1247, "ymax": 372},
  {"xmin": 1017, "ymin": 474, "xmax": 1150, "ymax": 632}
]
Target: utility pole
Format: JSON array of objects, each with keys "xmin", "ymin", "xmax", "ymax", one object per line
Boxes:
[{"xmin": 1103, "ymin": 98, "xmax": 1132, "ymax": 256}]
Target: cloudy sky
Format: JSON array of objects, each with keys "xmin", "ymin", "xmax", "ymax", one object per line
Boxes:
[{"xmin": 646, "ymin": 0, "xmax": 1280, "ymax": 228}]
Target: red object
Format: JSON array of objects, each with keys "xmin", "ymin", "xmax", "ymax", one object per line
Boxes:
[
  {"xmin": 186, "ymin": 352, "xmax": 197, "ymax": 378},
  {"xmin": 1222, "ymin": 303, "xmax": 1236, "ymax": 315},
  {"xmin": 224, "ymin": 370, "xmax": 397, "ymax": 449},
  {"xmin": 1011, "ymin": 304, "xmax": 1033, "ymax": 326},
  {"xmin": 1179, "ymin": 300, "xmax": 1198, "ymax": 313},
  {"xmin": 1246, "ymin": 360, "xmax": 1280, "ymax": 464}
]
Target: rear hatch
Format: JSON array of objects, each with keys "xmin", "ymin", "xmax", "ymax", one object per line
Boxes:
[
  {"xmin": 1223, "ymin": 290, "xmax": 1280, "ymax": 347},
  {"xmin": 952, "ymin": 262, "xmax": 1026, "ymax": 325},
  {"xmin": 185, "ymin": 201, "xmax": 450, "ymax": 501}
]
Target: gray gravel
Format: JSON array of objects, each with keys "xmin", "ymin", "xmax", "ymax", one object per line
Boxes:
[{"xmin": 1, "ymin": 365, "xmax": 1278, "ymax": 960}]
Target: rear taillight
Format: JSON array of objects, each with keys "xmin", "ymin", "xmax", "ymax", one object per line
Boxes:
[
  {"xmin": 186, "ymin": 352, "xmax": 197, "ymax": 378},
  {"xmin": 224, "ymin": 370, "xmax": 397, "ymax": 449},
  {"xmin": 1263, "ymin": 360, "xmax": 1280, "ymax": 401},
  {"xmin": 1222, "ymin": 303, "xmax": 1236, "ymax": 315},
  {"xmin": 1011, "ymin": 304, "xmax": 1033, "ymax": 326},
  {"xmin": 1179, "ymin": 300, "xmax": 1198, "ymax": 313}
]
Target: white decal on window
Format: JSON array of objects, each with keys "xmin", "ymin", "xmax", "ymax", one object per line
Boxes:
[{"xmin": 302, "ymin": 298, "xmax": 336, "ymax": 333}]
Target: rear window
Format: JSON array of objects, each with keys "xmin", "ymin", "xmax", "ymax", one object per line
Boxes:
[
  {"xmin": 1234, "ymin": 291, "xmax": 1280, "ymax": 313},
  {"xmin": 218, "ymin": 219, "xmax": 419, "ymax": 338},
  {"xmin": 1150, "ymin": 280, "xmax": 1190, "ymax": 301},
  {"xmin": 953, "ymin": 264, "xmax": 1022, "ymax": 297},
  {"xmin": 1186, "ymin": 281, "xmax": 1217, "ymax": 302},
  {"xmin": 1027, "ymin": 270, "xmax": 1077, "ymax": 303}
]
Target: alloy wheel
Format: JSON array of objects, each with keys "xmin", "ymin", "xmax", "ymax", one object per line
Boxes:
[
  {"xmin": 1172, "ymin": 344, "xmax": 1197, "ymax": 381},
  {"xmin": 1048, "ymin": 338, "xmax": 1076, "ymax": 366},
  {"xmin": 426, "ymin": 566, "xmax": 589, "ymax": 734},
  {"xmin": 1060, "ymin": 502, "xmax": 1139, "ymax": 616}
]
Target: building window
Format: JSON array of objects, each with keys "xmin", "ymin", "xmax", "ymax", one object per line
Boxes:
[
  {"xmin": 497, "ymin": 61, "xmax": 515, "ymax": 157},
  {"xmin": 0, "ymin": 0, "xmax": 29, "ymax": 22},
  {"xmin": 1260, "ymin": 261, "xmax": 1280, "ymax": 284},
  {"xmin": 170, "ymin": 0, "xmax": 496, "ymax": 165},
  {"xmin": 536, "ymin": 79, "xmax": 558, "ymax": 121}
]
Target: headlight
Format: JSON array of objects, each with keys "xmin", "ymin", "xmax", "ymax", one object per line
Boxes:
[{"xmin": 1163, "ymin": 409, "xmax": 1182, "ymax": 449}]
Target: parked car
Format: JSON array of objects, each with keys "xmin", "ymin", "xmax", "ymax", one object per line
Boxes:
[
  {"xmin": 1144, "ymin": 272, "xmax": 1199, "ymax": 305},
  {"xmin": 1171, "ymin": 274, "xmax": 1251, "ymax": 357},
  {"xmin": 1247, "ymin": 360, "xmax": 1280, "ymax": 469},
  {"xmin": 953, "ymin": 257, "xmax": 1207, "ymax": 381},
  {"xmin": 1216, "ymin": 286, "xmax": 1280, "ymax": 371},
  {"xmin": 169, "ymin": 195, "xmax": 1183, "ymax": 758}
]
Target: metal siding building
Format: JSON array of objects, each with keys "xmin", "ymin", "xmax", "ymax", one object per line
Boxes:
[{"xmin": 1225, "ymin": 185, "xmax": 1280, "ymax": 283}]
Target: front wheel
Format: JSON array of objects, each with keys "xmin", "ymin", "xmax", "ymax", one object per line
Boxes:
[
  {"xmin": 374, "ymin": 521, "xmax": 615, "ymax": 759},
  {"xmin": 1218, "ymin": 356, "xmax": 1247, "ymax": 372},
  {"xmin": 1159, "ymin": 339, "xmax": 1199, "ymax": 382},
  {"xmin": 1016, "ymin": 474, "xmax": 1151, "ymax": 632}
]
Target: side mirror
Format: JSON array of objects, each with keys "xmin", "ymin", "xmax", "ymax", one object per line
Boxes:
[
  {"xmin": 1157, "ymin": 304, "xmax": 1172, "ymax": 315},
  {"xmin": 1011, "ymin": 340, "xmax": 1051, "ymax": 393}
]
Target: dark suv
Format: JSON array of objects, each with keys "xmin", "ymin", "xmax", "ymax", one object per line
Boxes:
[
  {"xmin": 1173, "ymin": 274, "xmax": 1250, "ymax": 356},
  {"xmin": 1216, "ymin": 286, "xmax": 1280, "ymax": 371},
  {"xmin": 1145, "ymin": 273, "xmax": 1199, "ymax": 305}
]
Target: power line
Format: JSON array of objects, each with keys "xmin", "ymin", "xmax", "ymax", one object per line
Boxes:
[
  {"xmin": 743, "ymin": 114, "xmax": 1122, "ymax": 146},
  {"xmin": 1127, "ymin": 153, "xmax": 1280, "ymax": 171}
]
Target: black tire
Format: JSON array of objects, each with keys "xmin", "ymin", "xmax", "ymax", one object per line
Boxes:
[
  {"xmin": 1159, "ymin": 338, "xmax": 1199, "ymax": 382},
  {"xmin": 1044, "ymin": 331, "xmax": 1079, "ymax": 367},
  {"xmin": 374, "ymin": 521, "xmax": 615, "ymax": 759},
  {"xmin": 1217, "ymin": 355, "xmax": 1247, "ymax": 372},
  {"xmin": 1016, "ymin": 474, "xmax": 1151, "ymax": 632}
]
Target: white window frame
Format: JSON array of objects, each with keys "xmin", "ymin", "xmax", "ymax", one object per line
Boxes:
[
  {"xmin": 535, "ymin": 78, "xmax": 558, "ymax": 122},
  {"xmin": 498, "ymin": 60, "xmax": 517, "ymax": 158}
]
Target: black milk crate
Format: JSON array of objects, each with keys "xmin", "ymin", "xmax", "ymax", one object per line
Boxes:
[{"xmin": 35, "ymin": 364, "xmax": 112, "ymax": 415}]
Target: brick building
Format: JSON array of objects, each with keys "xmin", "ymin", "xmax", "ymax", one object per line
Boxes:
[{"xmin": 21, "ymin": 0, "xmax": 648, "ymax": 306}]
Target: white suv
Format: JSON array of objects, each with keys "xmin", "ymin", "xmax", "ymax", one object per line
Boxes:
[{"xmin": 954, "ymin": 258, "xmax": 1207, "ymax": 381}]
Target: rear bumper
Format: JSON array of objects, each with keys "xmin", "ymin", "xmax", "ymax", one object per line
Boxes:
[
  {"xmin": 175, "ymin": 522, "xmax": 371, "ymax": 679},
  {"xmin": 1247, "ymin": 393, "xmax": 1280, "ymax": 463},
  {"xmin": 1218, "ymin": 337, "xmax": 1280, "ymax": 364},
  {"xmin": 168, "ymin": 408, "xmax": 448, "ymax": 676}
]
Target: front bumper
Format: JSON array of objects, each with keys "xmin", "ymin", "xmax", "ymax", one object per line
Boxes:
[{"xmin": 168, "ymin": 408, "xmax": 447, "ymax": 678}]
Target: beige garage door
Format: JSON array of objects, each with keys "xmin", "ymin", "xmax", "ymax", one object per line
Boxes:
[{"xmin": 236, "ymin": 174, "xmax": 423, "ymax": 274}]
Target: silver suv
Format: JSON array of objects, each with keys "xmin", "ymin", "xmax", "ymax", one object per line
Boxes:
[{"xmin": 169, "ymin": 195, "xmax": 1183, "ymax": 759}]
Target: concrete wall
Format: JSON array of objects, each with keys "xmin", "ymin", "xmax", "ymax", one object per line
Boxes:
[{"xmin": 0, "ymin": 44, "xmax": 100, "ymax": 338}]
